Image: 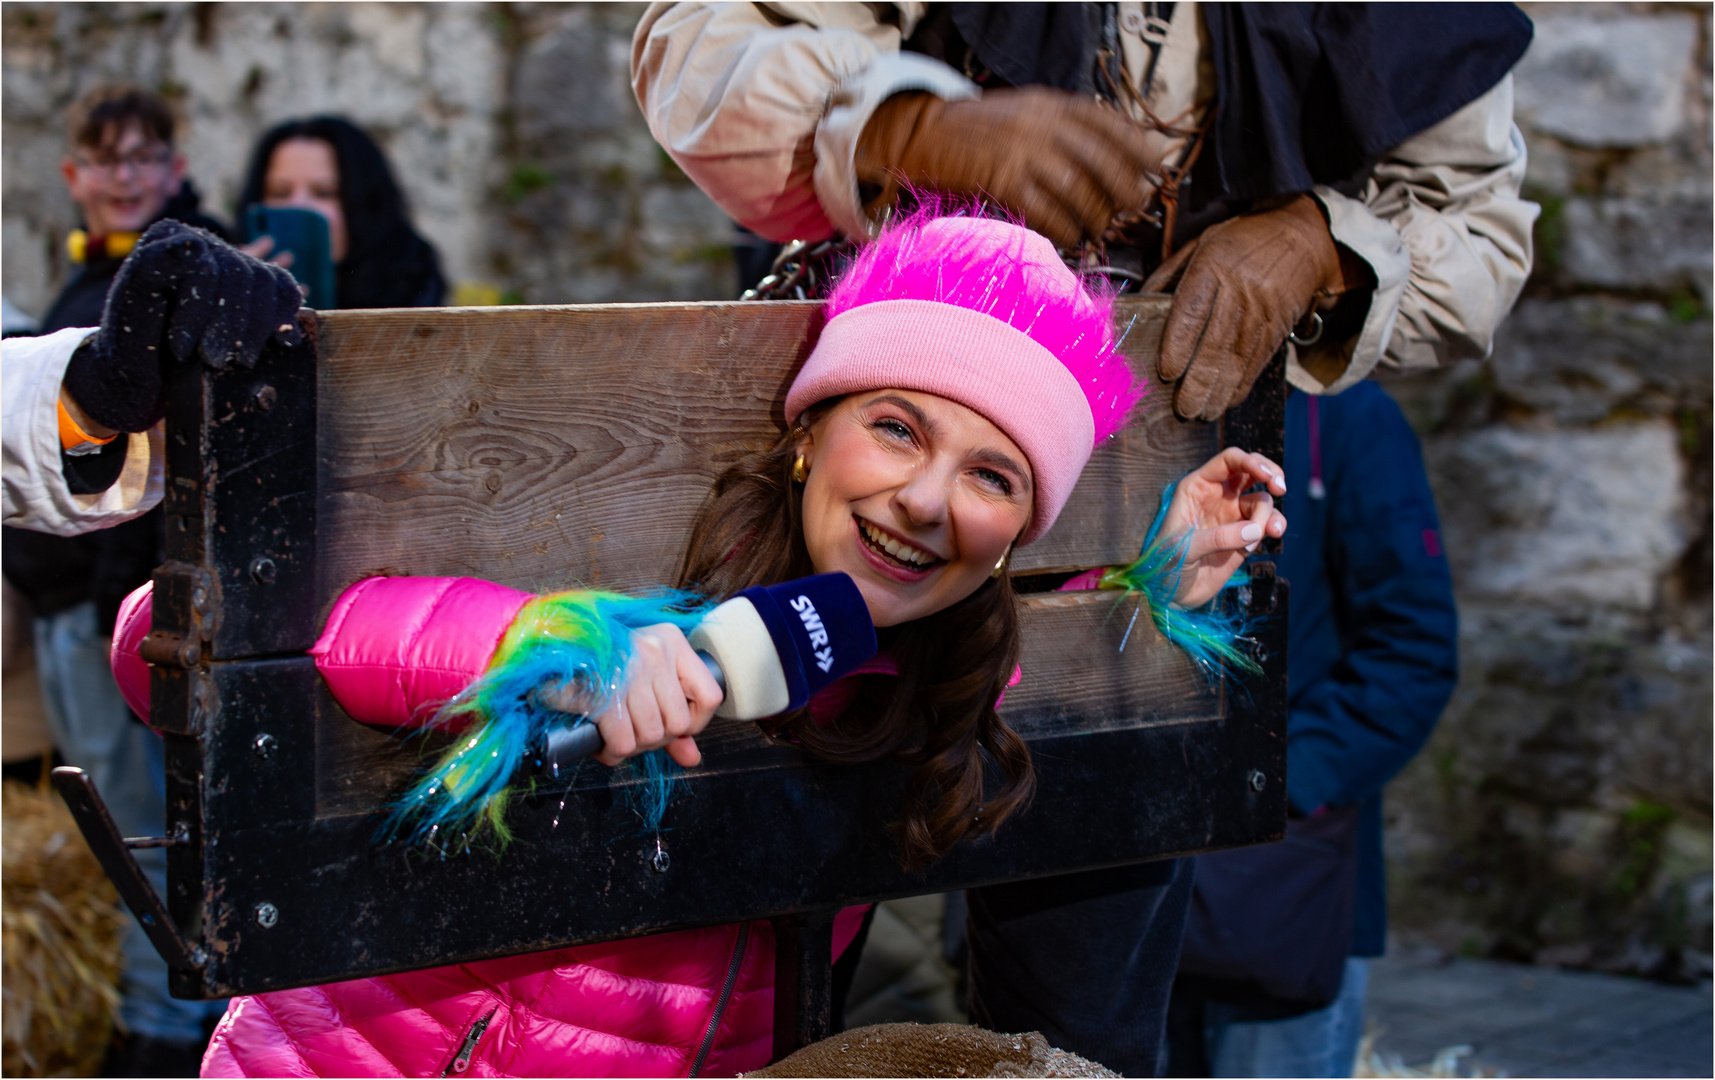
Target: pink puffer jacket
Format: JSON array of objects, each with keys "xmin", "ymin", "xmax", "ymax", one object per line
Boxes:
[{"xmin": 112, "ymin": 578, "xmax": 867, "ymax": 1079}]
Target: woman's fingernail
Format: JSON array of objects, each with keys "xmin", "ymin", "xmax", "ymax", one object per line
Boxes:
[
  {"xmin": 1245, "ymin": 541, "xmax": 1259, "ymax": 552},
  {"xmin": 1240, "ymin": 523, "xmax": 1264, "ymax": 542}
]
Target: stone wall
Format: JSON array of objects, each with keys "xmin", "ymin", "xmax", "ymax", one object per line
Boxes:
[
  {"xmin": 2, "ymin": 1, "xmax": 1709, "ymax": 983},
  {"xmin": 0, "ymin": 1, "xmax": 733, "ymax": 321},
  {"xmin": 1380, "ymin": 2, "xmax": 1713, "ymax": 982}
]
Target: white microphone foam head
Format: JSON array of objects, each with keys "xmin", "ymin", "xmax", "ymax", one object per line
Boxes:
[{"xmin": 689, "ymin": 596, "xmax": 790, "ymax": 720}]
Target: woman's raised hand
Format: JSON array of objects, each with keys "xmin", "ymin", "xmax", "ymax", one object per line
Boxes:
[
  {"xmin": 237, "ymin": 234, "xmax": 297, "ymax": 270},
  {"xmin": 589, "ymin": 624, "xmax": 724, "ymax": 768},
  {"xmin": 1157, "ymin": 448, "xmax": 1288, "ymax": 609}
]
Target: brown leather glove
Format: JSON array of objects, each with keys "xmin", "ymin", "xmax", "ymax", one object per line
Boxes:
[
  {"xmin": 1143, "ymin": 194, "xmax": 1368, "ymax": 421},
  {"xmin": 855, "ymin": 88, "xmax": 1158, "ymax": 248}
]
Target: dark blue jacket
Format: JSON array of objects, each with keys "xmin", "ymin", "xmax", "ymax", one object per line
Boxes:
[{"xmin": 1271, "ymin": 382, "xmax": 1458, "ymax": 955}]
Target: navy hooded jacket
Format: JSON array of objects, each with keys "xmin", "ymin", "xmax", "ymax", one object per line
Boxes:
[{"xmin": 1272, "ymin": 381, "xmax": 1458, "ymax": 955}]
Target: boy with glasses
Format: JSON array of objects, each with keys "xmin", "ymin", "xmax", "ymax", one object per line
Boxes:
[{"xmin": 44, "ymin": 86, "xmax": 231, "ymax": 329}]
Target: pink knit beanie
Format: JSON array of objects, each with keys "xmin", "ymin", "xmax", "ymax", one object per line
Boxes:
[{"xmin": 785, "ymin": 212, "xmax": 1143, "ymax": 544}]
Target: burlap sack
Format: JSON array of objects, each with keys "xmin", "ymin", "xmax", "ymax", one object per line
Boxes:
[{"xmin": 745, "ymin": 1022, "xmax": 1120, "ymax": 1078}]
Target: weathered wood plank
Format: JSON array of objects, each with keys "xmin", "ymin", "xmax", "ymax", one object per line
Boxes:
[
  {"xmin": 311, "ymin": 587, "xmax": 1213, "ymax": 817},
  {"xmin": 314, "ymin": 298, "xmax": 1207, "ymax": 608},
  {"xmin": 1001, "ymin": 589, "xmax": 1219, "ymax": 738}
]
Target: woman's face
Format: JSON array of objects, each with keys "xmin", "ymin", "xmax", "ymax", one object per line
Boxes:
[
  {"xmin": 798, "ymin": 390, "xmax": 1034, "ymax": 628},
  {"xmin": 262, "ymin": 137, "xmax": 348, "ymax": 261}
]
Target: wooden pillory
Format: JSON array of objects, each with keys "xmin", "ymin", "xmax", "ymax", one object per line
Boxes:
[{"xmin": 59, "ymin": 296, "xmax": 1287, "ymax": 1061}]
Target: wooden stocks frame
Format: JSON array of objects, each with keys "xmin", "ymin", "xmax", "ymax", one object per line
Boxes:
[{"xmin": 79, "ymin": 297, "xmax": 1286, "ymax": 1054}]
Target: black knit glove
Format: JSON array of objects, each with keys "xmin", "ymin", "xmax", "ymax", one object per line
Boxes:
[{"xmin": 62, "ymin": 219, "xmax": 304, "ymax": 433}]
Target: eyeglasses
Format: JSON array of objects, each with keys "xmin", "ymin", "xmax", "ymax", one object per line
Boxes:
[{"xmin": 75, "ymin": 146, "xmax": 174, "ymax": 175}]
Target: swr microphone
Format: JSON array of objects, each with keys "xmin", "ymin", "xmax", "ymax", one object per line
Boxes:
[{"xmin": 533, "ymin": 573, "xmax": 877, "ymax": 770}]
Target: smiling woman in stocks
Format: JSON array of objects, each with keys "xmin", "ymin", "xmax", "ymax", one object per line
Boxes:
[{"xmin": 113, "ymin": 209, "xmax": 1285, "ymax": 1078}]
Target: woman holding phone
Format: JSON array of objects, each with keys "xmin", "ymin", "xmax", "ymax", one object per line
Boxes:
[{"xmin": 239, "ymin": 116, "xmax": 445, "ymax": 310}]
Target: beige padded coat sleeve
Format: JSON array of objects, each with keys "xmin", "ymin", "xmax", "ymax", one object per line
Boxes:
[
  {"xmin": 1, "ymin": 327, "xmax": 164, "ymax": 537},
  {"xmin": 1293, "ymin": 75, "xmax": 1539, "ymax": 395},
  {"xmin": 631, "ymin": 2, "xmax": 975, "ymax": 242}
]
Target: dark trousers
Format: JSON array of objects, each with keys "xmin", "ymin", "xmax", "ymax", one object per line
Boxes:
[{"xmin": 966, "ymin": 858, "xmax": 1193, "ymax": 1077}]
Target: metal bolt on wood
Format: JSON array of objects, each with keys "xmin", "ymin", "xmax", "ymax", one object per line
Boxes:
[{"xmin": 255, "ymin": 902, "xmax": 279, "ymax": 929}]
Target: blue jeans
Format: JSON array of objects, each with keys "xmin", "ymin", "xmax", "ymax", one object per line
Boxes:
[
  {"xmin": 34, "ymin": 602, "xmax": 227, "ymax": 1043},
  {"xmin": 1200, "ymin": 958, "xmax": 1370, "ymax": 1078}
]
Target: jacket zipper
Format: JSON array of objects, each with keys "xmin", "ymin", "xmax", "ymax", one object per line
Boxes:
[
  {"xmin": 441, "ymin": 1007, "xmax": 497, "ymax": 1077},
  {"xmin": 688, "ymin": 922, "xmax": 751, "ymax": 1078}
]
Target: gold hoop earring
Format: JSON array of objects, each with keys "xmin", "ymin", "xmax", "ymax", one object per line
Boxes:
[
  {"xmin": 791, "ymin": 454, "xmax": 808, "ymax": 483},
  {"xmin": 990, "ymin": 549, "xmax": 1010, "ymax": 579}
]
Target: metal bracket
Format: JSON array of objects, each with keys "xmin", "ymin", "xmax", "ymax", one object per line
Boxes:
[{"xmin": 51, "ymin": 767, "xmax": 205, "ymax": 971}]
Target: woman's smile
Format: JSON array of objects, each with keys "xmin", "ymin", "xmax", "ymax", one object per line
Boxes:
[{"xmin": 853, "ymin": 514, "xmax": 946, "ymax": 581}]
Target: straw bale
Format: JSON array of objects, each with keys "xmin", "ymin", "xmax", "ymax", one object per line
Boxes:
[{"xmin": 2, "ymin": 780, "xmax": 125, "ymax": 1077}]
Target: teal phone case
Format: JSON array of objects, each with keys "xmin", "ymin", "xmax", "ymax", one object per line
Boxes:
[{"xmin": 244, "ymin": 205, "xmax": 337, "ymax": 310}]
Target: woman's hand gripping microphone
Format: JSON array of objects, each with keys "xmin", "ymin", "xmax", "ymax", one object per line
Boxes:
[
  {"xmin": 1158, "ymin": 448, "xmax": 1288, "ymax": 609},
  {"xmin": 541, "ymin": 624, "xmax": 724, "ymax": 769},
  {"xmin": 531, "ymin": 572, "xmax": 880, "ymax": 772}
]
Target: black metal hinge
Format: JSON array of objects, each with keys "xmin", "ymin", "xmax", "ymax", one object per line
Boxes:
[{"xmin": 140, "ymin": 562, "xmax": 217, "ymax": 668}]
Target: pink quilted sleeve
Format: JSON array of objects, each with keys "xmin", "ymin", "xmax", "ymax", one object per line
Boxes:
[
  {"xmin": 108, "ymin": 577, "xmax": 533, "ymax": 732},
  {"xmin": 111, "ymin": 582, "xmax": 155, "ymax": 724},
  {"xmin": 309, "ymin": 576, "xmax": 533, "ymax": 730}
]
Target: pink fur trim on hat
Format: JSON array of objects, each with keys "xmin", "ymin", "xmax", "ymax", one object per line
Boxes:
[{"xmin": 786, "ymin": 209, "xmax": 1144, "ymax": 543}]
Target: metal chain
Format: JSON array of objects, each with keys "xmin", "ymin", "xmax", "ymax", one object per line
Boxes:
[{"xmin": 740, "ymin": 238, "xmax": 854, "ymax": 301}]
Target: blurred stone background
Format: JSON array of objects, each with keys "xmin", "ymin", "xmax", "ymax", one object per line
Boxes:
[
  {"xmin": 1380, "ymin": 1, "xmax": 1712, "ymax": 984},
  {"xmin": 0, "ymin": 1, "xmax": 732, "ymax": 315},
  {"xmin": 2, "ymin": 1, "xmax": 1709, "ymax": 986}
]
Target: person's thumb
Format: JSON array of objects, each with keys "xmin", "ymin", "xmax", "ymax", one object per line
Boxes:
[{"xmin": 1141, "ymin": 237, "xmax": 1199, "ymax": 294}]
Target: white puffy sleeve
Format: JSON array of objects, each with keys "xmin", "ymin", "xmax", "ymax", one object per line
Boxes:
[
  {"xmin": 631, "ymin": 2, "xmax": 976, "ymax": 243},
  {"xmin": 2, "ymin": 327, "xmax": 164, "ymax": 536},
  {"xmin": 1293, "ymin": 74, "xmax": 1540, "ymax": 395}
]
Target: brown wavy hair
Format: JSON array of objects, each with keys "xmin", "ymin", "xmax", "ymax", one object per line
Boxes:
[{"xmin": 675, "ymin": 423, "xmax": 1034, "ymax": 869}]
